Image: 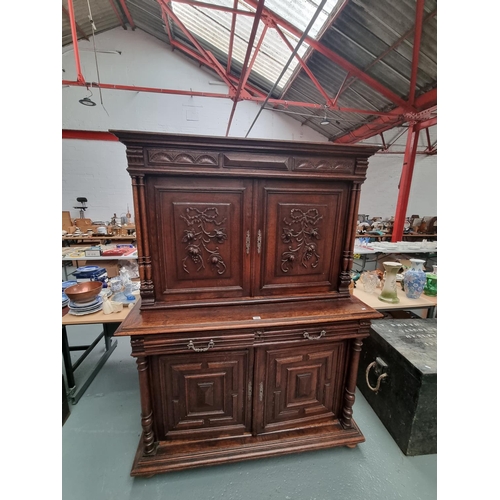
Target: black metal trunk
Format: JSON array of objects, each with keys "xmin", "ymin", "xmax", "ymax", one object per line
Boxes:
[{"xmin": 357, "ymin": 318, "xmax": 437, "ymax": 456}]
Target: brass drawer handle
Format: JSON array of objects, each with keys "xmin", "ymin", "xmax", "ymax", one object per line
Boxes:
[
  {"xmin": 257, "ymin": 229, "xmax": 262, "ymax": 254},
  {"xmin": 187, "ymin": 339, "xmax": 215, "ymax": 352},
  {"xmin": 303, "ymin": 330, "xmax": 326, "ymax": 340},
  {"xmin": 246, "ymin": 230, "xmax": 251, "ymax": 255}
]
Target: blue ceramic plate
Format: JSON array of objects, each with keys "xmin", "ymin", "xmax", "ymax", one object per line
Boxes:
[
  {"xmin": 69, "ymin": 295, "xmax": 103, "ymax": 309},
  {"xmin": 75, "ymin": 266, "xmax": 100, "ymax": 273},
  {"xmin": 62, "ymin": 281, "xmax": 77, "ymax": 289}
]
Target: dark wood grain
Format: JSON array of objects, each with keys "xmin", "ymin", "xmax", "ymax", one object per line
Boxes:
[{"xmin": 111, "ymin": 131, "xmax": 381, "ymax": 476}]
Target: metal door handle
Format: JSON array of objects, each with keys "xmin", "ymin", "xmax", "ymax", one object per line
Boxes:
[
  {"xmin": 187, "ymin": 339, "xmax": 215, "ymax": 352},
  {"xmin": 303, "ymin": 330, "xmax": 326, "ymax": 340}
]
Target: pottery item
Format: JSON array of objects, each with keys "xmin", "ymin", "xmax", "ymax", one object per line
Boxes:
[
  {"xmin": 403, "ymin": 258, "xmax": 427, "ymax": 299},
  {"xmin": 378, "ymin": 261, "xmax": 401, "ymax": 303}
]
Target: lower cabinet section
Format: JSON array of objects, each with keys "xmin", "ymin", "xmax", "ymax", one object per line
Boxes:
[{"xmin": 129, "ymin": 330, "xmax": 369, "ymax": 476}]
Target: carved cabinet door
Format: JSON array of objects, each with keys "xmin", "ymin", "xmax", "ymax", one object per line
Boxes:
[
  {"xmin": 147, "ymin": 176, "xmax": 253, "ymax": 303},
  {"xmin": 253, "ymin": 179, "xmax": 349, "ymax": 297},
  {"xmin": 253, "ymin": 341, "xmax": 348, "ymax": 434},
  {"xmin": 151, "ymin": 349, "xmax": 252, "ymax": 440}
]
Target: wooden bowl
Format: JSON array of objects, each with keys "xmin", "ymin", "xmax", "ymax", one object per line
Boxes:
[{"xmin": 64, "ymin": 281, "xmax": 103, "ymax": 302}]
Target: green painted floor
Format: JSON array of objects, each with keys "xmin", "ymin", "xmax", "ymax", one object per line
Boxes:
[{"xmin": 62, "ymin": 325, "xmax": 437, "ymax": 500}]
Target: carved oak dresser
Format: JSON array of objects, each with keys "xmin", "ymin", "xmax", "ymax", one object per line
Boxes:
[{"xmin": 111, "ymin": 131, "xmax": 383, "ymax": 476}]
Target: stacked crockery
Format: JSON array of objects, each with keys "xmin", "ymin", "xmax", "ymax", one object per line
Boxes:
[
  {"xmin": 62, "ymin": 280, "xmax": 76, "ymax": 308},
  {"xmin": 64, "ymin": 282, "xmax": 104, "ymax": 315}
]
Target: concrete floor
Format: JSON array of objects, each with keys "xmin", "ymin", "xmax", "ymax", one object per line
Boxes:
[{"xmin": 62, "ymin": 324, "xmax": 437, "ymax": 500}]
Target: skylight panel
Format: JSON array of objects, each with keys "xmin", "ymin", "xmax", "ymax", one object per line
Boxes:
[{"xmin": 171, "ymin": 0, "xmax": 339, "ymax": 90}]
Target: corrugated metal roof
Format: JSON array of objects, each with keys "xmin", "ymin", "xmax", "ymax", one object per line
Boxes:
[{"xmin": 61, "ymin": 0, "xmax": 437, "ymax": 142}]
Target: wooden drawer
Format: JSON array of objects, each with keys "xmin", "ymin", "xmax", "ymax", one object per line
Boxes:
[
  {"xmin": 252, "ymin": 323, "xmax": 364, "ymax": 345},
  {"xmin": 139, "ymin": 330, "xmax": 255, "ymax": 355}
]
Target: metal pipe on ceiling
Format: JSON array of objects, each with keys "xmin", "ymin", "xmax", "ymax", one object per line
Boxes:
[
  {"xmin": 225, "ymin": 0, "xmax": 266, "ymax": 136},
  {"xmin": 226, "ymin": 0, "xmax": 239, "ymax": 74},
  {"xmin": 408, "ymin": 0, "xmax": 426, "ymax": 105},
  {"xmin": 245, "ymin": 0, "xmax": 328, "ymax": 138},
  {"xmin": 118, "ymin": 0, "xmax": 136, "ymax": 29}
]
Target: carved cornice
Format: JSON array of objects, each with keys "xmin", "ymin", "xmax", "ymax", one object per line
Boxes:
[
  {"xmin": 148, "ymin": 149, "xmax": 219, "ymax": 167},
  {"xmin": 293, "ymin": 157, "xmax": 354, "ymax": 173}
]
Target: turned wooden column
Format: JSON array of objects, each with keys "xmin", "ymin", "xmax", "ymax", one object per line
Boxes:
[
  {"xmin": 340, "ymin": 182, "xmax": 361, "ymax": 292},
  {"xmin": 340, "ymin": 337, "xmax": 363, "ymax": 429},
  {"xmin": 131, "ymin": 174, "xmax": 155, "ymax": 306},
  {"xmin": 136, "ymin": 356, "xmax": 156, "ymax": 455}
]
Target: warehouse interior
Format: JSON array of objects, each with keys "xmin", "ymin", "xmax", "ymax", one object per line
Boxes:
[{"xmin": 7, "ymin": 0, "xmax": 495, "ymax": 498}]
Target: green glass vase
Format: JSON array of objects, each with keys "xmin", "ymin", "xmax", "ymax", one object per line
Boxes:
[
  {"xmin": 423, "ymin": 273, "xmax": 437, "ymax": 297},
  {"xmin": 378, "ymin": 261, "xmax": 401, "ymax": 304}
]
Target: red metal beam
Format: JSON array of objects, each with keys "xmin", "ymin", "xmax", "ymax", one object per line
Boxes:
[
  {"xmin": 274, "ymin": 23, "xmax": 333, "ymax": 106},
  {"xmin": 333, "ymin": 88, "xmax": 436, "ymax": 144},
  {"xmin": 160, "ymin": 6, "xmax": 174, "ymax": 43},
  {"xmin": 414, "ymin": 116, "xmax": 437, "ymax": 132},
  {"xmin": 380, "ymin": 132, "xmax": 387, "ymax": 150},
  {"xmin": 63, "ymin": 130, "xmax": 119, "ymax": 141},
  {"xmin": 118, "ymin": 0, "xmax": 136, "ymax": 30},
  {"xmin": 408, "ymin": 0, "xmax": 425, "ymax": 105},
  {"xmin": 160, "ymin": 1, "xmax": 238, "ymax": 92},
  {"xmin": 66, "ymin": 0, "xmax": 85, "ymax": 84},
  {"xmin": 171, "ymin": 0, "xmax": 255, "ymax": 16},
  {"xmin": 226, "ymin": 0, "xmax": 239, "ymax": 74},
  {"xmin": 279, "ymin": 0, "xmax": 351, "ymax": 98},
  {"xmin": 240, "ymin": 25, "xmax": 269, "ymax": 93},
  {"xmin": 62, "ymin": 6, "xmax": 89, "ymax": 41},
  {"xmin": 244, "ymin": 0, "xmax": 413, "ymax": 111},
  {"xmin": 167, "ymin": 34, "xmax": 266, "ymax": 97},
  {"xmin": 62, "ymin": 78, "xmax": 406, "ymax": 115},
  {"xmin": 108, "ymin": 0, "xmax": 127, "ymax": 30},
  {"xmin": 391, "ymin": 122, "xmax": 420, "ymax": 242},
  {"xmin": 226, "ymin": 0, "xmax": 266, "ymax": 136},
  {"xmin": 63, "ymin": 79, "xmax": 232, "ymax": 99}
]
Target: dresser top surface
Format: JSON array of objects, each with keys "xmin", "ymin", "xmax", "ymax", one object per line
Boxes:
[
  {"xmin": 114, "ymin": 296, "xmax": 383, "ymax": 336},
  {"xmin": 109, "ymin": 130, "xmax": 380, "ymax": 157}
]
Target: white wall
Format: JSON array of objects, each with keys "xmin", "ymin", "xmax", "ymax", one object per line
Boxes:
[
  {"xmin": 62, "ymin": 27, "xmax": 437, "ymax": 224},
  {"xmin": 359, "ymin": 153, "xmax": 437, "ymax": 219}
]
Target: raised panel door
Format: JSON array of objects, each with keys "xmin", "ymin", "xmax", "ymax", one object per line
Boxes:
[
  {"xmin": 147, "ymin": 177, "xmax": 252, "ymax": 303},
  {"xmin": 254, "ymin": 179, "xmax": 349, "ymax": 297},
  {"xmin": 255, "ymin": 341, "xmax": 347, "ymax": 433},
  {"xmin": 152, "ymin": 350, "xmax": 252, "ymax": 439}
]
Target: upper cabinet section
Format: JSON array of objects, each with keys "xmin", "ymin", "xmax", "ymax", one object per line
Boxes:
[{"xmin": 111, "ymin": 131, "xmax": 379, "ymax": 310}]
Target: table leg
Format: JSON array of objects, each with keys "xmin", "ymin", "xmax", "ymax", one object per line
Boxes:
[
  {"xmin": 62, "ymin": 326, "xmax": 76, "ymax": 396},
  {"xmin": 62, "ymin": 323, "xmax": 119, "ymax": 405},
  {"xmin": 428, "ymin": 305, "xmax": 436, "ymax": 319}
]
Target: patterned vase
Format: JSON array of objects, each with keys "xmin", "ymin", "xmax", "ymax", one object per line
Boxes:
[
  {"xmin": 403, "ymin": 258, "xmax": 427, "ymax": 299},
  {"xmin": 378, "ymin": 261, "xmax": 401, "ymax": 304}
]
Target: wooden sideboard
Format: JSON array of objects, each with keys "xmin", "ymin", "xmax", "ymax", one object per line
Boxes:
[{"xmin": 111, "ymin": 131, "xmax": 382, "ymax": 476}]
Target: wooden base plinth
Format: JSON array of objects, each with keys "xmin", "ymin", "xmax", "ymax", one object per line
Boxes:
[{"xmin": 130, "ymin": 419, "xmax": 365, "ymax": 476}]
